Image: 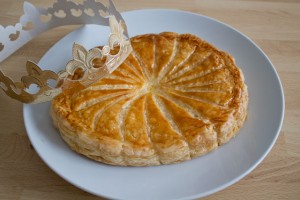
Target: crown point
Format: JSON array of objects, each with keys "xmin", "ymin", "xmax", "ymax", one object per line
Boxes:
[{"xmin": 23, "ymin": 1, "xmax": 36, "ymax": 15}]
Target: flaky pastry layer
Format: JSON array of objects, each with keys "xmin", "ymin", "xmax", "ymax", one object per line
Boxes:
[{"xmin": 51, "ymin": 32, "xmax": 248, "ymax": 166}]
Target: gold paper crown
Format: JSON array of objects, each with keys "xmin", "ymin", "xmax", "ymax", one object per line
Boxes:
[{"xmin": 0, "ymin": 0, "xmax": 132, "ymax": 104}]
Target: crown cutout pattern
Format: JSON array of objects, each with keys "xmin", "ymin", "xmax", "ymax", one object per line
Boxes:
[{"xmin": 0, "ymin": 0, "xmax": 132, "ymax": 104}]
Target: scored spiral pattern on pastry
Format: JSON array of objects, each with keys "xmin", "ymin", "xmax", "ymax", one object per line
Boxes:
[{"xmin": 51, "ymin": 32, "xmax": 248, "ymax": 166}]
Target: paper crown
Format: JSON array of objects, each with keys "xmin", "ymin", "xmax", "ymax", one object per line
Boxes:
[{"xmin": 0, "ymin": 0, "xmax": 132, "ymax": 104}]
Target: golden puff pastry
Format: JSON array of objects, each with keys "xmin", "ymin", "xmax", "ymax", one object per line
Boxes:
[{"xmin": 51, "ymin": 32, "xmax": 248, "ymax": 166}]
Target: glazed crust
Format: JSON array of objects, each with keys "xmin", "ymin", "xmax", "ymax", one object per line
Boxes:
[{"xmin": 51, "ymin": 32, "xmax": 248, "ymax": 166}]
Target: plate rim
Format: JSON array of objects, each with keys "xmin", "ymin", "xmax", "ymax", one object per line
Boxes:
[{"xmin": 23, "ymin": 8, "xmax": 285, "ymax": 200}]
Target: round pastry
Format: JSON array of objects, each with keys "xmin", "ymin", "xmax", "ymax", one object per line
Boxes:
[{"xmin": 51, "ymin": 32, "xmax": 248, "ymax": 166}]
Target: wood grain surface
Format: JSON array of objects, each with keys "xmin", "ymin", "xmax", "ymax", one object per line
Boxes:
[{"xmin": 0, "ymin": 0, "xmax": 299, "ymax": 199}]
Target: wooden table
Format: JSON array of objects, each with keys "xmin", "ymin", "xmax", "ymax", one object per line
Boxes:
[{"xmin": 0, "ymin": 0, "xmax": 299, "ymax": 199}]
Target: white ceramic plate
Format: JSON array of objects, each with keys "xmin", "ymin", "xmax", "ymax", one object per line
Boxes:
[{"xmin": 23, "ymin": 9, "xmax": 284, "ymax": 200}]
